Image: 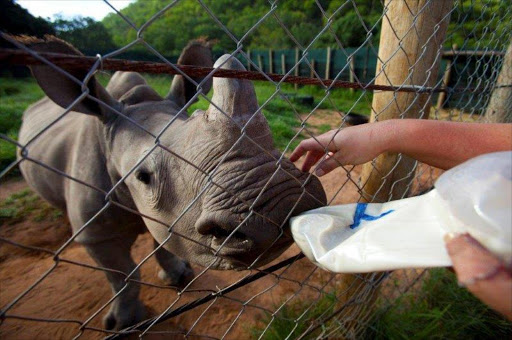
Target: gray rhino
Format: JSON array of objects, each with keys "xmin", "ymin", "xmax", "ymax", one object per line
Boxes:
[{"xmin": 16, "ymin": 37, "xmax": 326, "ymax": 330}]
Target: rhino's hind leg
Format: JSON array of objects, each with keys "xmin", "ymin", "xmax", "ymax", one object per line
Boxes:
[
  {"xmin": 84, "ymin": 236, "xmax": 145, "ymax": 331},
  {"xmin": 154, "ymin": 240, "xmax": 194, "ymax": 288}
]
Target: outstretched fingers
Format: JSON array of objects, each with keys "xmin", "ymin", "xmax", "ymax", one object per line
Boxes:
[
  {"xmin": 315, "ymin": 153, "xmax": 343, "ymax": 176},
  {"xmin": 300, "ymin": 150, "xmax": 324, "ymax": 172},
  {"xmin": 290, "ymin": 138, "xmax": 322, "ymax": 162},
  {"xmin": 290, "ymin": 132, "xmax": 344, "ymax": 175}
]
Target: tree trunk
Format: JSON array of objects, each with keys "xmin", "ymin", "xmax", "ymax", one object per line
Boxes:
[
  {"xmin": 360, "ymin": 0, "xmax": 453, "ymax": 203},
  {"xmin": 485, "ymin": 43, "xmax": 512, "ymax": 123}
]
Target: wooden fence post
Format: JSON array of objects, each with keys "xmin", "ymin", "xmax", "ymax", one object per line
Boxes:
[
  {"xmin": 310, "ymin": 59, "xmax": 316, "ymax": 78},
  {"xmin": 436, "ymin": 44, "xmax": 457, "ymax": 109},
  {"xmin": 325, "ymin": 46, "xmax": 331, "ymax": 79},
  {"xmin": 359, "ymin": 0, "xmax": 453, "ymax": 203},
  {"xmin": 257, "ymin": 55, "xmax": 263, "ymax": 72},
  {"xmin": 485, "ymin": 42, "xmax": 512, "ymax": 123},
  {"xmin": 349, "ymin": 57, "xmax": 356, "ymax": 93},
  {"xmin": 268, "ymin": 49, "xmax": 273, "ymax": 74},
  {"xmin": 281, "ymin": 53, "xmax": 286, "ymax": 74}
]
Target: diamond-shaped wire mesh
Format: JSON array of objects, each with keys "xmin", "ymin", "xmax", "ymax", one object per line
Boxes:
[{"xmin": 0, "ymin": 0, "xmax": 511, "ymax": 339}]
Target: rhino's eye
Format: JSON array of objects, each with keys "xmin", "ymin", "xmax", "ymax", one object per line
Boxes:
[{"xmin": 136, "ymin": 171, "xmax": 151, "ymax": 185}]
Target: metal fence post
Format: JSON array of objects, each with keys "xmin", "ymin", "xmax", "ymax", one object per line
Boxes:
[{"xmin": 359, "ymin": 0, "xmax": 454, "ymax": 203}]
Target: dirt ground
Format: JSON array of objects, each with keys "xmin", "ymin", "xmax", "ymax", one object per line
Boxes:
[
  {"xmin": 0, "ymin": 150, "xmax": 438, "ymax": 340},
  {"xmin": 0, "ymin": 157, "xmax": 365, "ymax": 338}
]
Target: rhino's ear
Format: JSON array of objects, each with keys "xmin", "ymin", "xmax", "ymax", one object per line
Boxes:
[
  {"xmin": 20, "ymin": 35, "xmax": 119, "ymax": 120},
  {"xmin": 167, "ymin": 39, "xmax": 214, "ymax": 107}
]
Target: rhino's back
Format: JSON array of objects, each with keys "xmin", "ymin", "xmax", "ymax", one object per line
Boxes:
[
  {"xmin": 19, "ymin": 97, "xmax": 73, "ymax": 143},
  {"xmin": 18, "ymin": 97, "xmax": 100, "ymax": 210}
]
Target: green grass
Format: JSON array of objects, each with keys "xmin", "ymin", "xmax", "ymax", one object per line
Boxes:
[
  {"xmin": 0, "ymin": 188, "xmax": 62, "ymax": 224},
  {"xmin": 0, "ymin": 78, "xmax": 44, "ymax": 171},
  {"xmin": 367, "ymin": 268, "xmax": 511, "ymax": 339},
  {"xmin": 248, "ymin": 269, "xmax": 511, "ymax": 339},
  {"xmin": 250, "ymin": 292, "xmax": 338, "ymax": 340},
  {"xmin": 316, "ymin": 123, "xmax": 333, "ymax": 134}
]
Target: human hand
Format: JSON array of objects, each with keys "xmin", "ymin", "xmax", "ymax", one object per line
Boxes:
[
  {"xmin": 445, "ymin": 233, "xmax": 512, "ymax": 321},
  {"xmin": 290, "ymin": 121, "xmax": 391, "ymax": 176}
]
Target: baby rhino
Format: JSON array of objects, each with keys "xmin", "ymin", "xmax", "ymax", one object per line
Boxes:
[{"xmin": 17, "ymin": 36, "xmax": 326, "ymax": 330}]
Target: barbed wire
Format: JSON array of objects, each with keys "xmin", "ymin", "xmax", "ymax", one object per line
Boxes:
[{"xmin": 1, "ymin": 47, "xmax": 509, "ymax": 95}]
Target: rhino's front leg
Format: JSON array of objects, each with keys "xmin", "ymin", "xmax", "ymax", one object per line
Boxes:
[
  {"xmin": 154, "ymin": 240, "xmax": 194, "ymax": 288},
  {"xmin": 85, "ymin": 236, "xmax": 145, "ymax": 331}
]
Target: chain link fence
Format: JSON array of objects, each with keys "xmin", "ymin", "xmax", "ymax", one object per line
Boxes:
[{"xmin": 0, "ymin": 0, "xmax": 511, "ymax": 339}]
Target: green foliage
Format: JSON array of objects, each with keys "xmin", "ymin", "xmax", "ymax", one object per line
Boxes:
[
  {"xmin": 319, "ymin": 0, "xmax": 383, "ymax": 47},
  {"xmin": 366, "ymin": 268, "xmax": 512, "ymax": 339},
  {"xmin": 53, "ymin": 16, "xmax": 116, "ymax": 53},
  {"xmin": 102, "ymin": 0, "xmax": 383, "ymax": 54},
  {"xmin": 446, "ymin": 0, "xmax": 511, "ymax": 50},
  {"xmin": 101, "ymin": 0, "xmax": 509, "ymax": 57}
]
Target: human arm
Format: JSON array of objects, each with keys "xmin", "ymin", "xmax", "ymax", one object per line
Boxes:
[
  {"xmin": 290, "ymin": 119, "xmax": 512, "ymax": 319},
  {"xmin": 290, "ymin": 119, "xmax": 512, "ymax": 176}
]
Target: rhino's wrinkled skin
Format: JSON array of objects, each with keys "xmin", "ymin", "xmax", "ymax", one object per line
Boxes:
[{"xmin": 17, "ymin": 36, "xmax": 326, "ymax": 330}]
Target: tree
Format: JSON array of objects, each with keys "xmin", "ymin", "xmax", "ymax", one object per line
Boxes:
[
  {"xmin": 445, "ymin": 0, "xmax": 510, "ymax": 50},
  {"xmin": 101, "ymin": 0, "xmax": 507, "ymax": 54},
  {"xmin": 0, "ymin": 0, "xmax": 55, "ymax": 38},
  {"xmin": 53, "ymin": 16, "xmax": 116, "ymax": 53}
]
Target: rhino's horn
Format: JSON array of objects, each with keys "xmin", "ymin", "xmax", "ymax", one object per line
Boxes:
[{"xmin": 206, "ymin": 55, "xmax": 258, "ymax": 121}]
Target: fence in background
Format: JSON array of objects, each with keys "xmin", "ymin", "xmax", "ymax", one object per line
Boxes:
[
  {"xmin": 83, "ymin": 46, "xmax": 510, "ymax": 111},
  {"xmin": 0, "ymin": 0, "xmax": 511, "ymax": 339}
]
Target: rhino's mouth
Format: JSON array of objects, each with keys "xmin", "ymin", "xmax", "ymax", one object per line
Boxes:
[{"xmin": 208, "ymin": 229, "xmax": 293, "ymax": 270}]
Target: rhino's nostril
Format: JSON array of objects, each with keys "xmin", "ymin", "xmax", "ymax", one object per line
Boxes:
[
  {"xmin": 196, "ymin": 221, "xmax": 228, "ymax": 237},
  {"xmin": 210, "ymin": 226, "xmax": 231, "ymax": 239},
  {"xmin": 196, "ymin": 220, "xmax": 250, "ymax": 248}
]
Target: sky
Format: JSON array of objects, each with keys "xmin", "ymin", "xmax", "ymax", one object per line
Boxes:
[{"xmin": 16, "ymin": 0, "xmax": 136, "ymax": 21}]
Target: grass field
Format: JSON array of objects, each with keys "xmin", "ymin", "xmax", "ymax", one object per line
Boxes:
[
  {"xmin": 0, "ymin": 77, "xmax": 44, "ymax": 172},
  {"xmin": 0, "ymin": 74, "xmax": 372, "ymax": 172}
]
